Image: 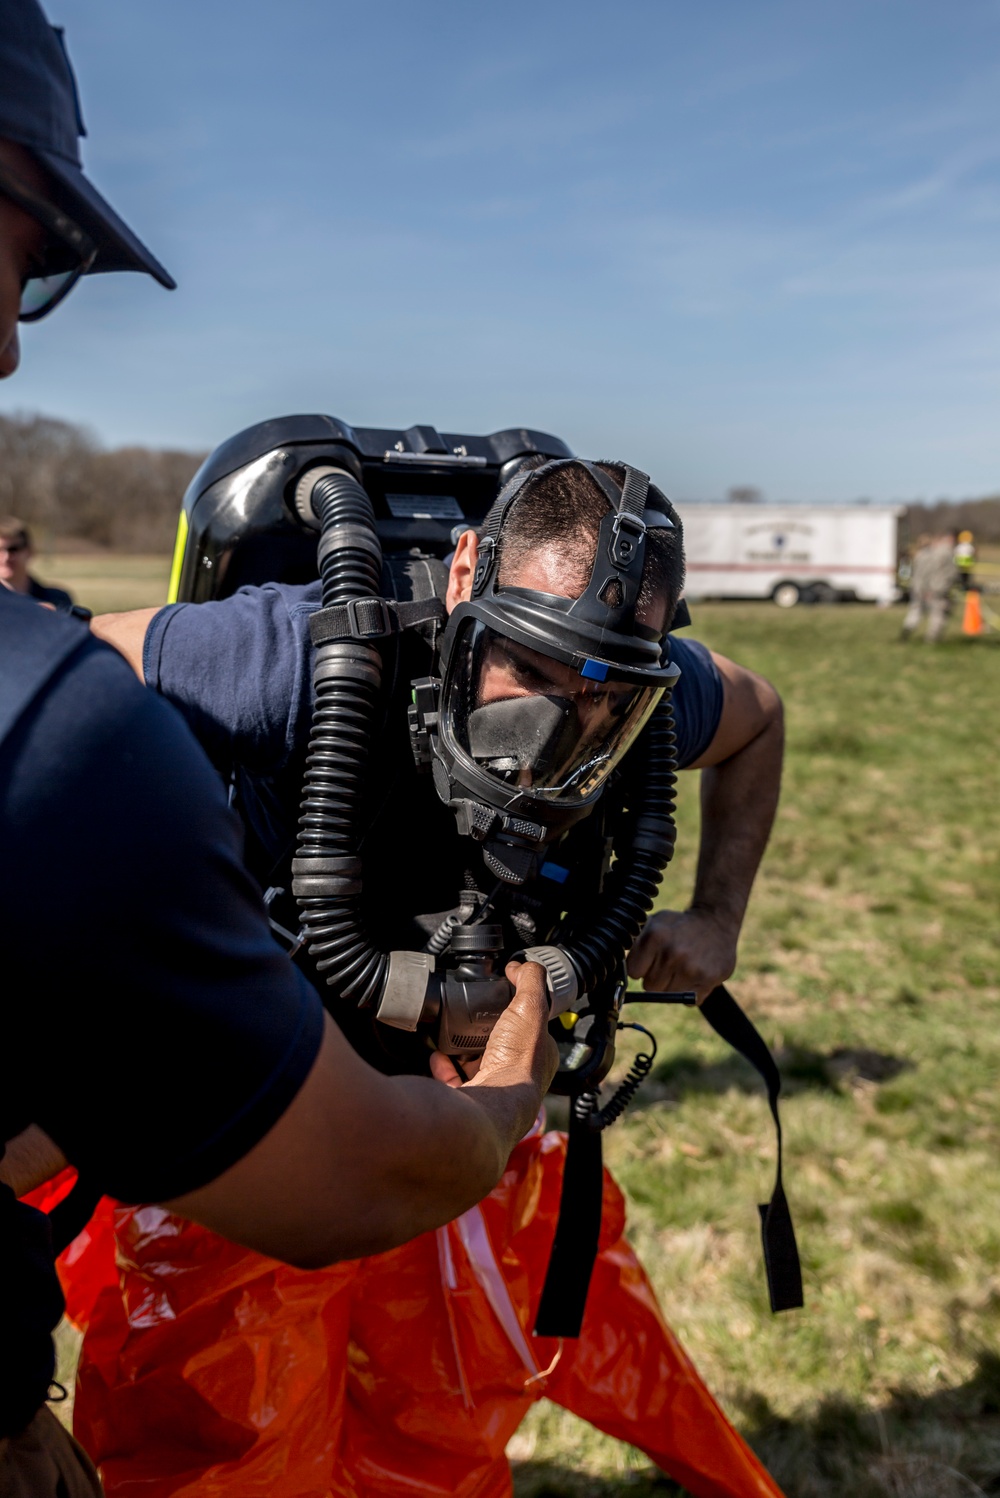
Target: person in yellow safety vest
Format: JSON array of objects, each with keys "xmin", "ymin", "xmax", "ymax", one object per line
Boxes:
[{"xmin": 954, "ymin": 530, "xmax": 976, "ymax": 591}]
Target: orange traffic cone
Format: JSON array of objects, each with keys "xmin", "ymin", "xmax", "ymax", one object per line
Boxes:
[{"xmin": 963, "ymin": 589, "xmax": 983, "ymax": 636}]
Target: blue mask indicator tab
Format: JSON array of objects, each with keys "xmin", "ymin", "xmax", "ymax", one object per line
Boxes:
[{"xmin": 579, "ymin": 658, "xmax": 609, "ymax": 682}]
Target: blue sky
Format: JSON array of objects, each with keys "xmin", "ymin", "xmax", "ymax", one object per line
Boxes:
[{"xmin": 6, "ymin": 0, "xmax": 1000, "ymax": 501}]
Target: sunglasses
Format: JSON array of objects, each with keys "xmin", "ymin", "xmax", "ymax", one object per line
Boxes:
[{"xmin": 0, "ymin": 161, "xmax": 97, "ymax": 322}]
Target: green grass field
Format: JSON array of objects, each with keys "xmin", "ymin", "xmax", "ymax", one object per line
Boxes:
[
  {"xmin": 516, "ymin": 602, "xmax": 1000, "ymax": 1498},
  {"xmin": 44, "ymin": 556, "xmax": 1000, "ymax": 1497},
  {"xmin": 35, "ymin": 551, "xmax": 173, "ymax": 613}
]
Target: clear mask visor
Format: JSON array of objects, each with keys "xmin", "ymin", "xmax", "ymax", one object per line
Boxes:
[{"xmin": 442, "ymin": 622, "xmax": 663, "ymax": 804}]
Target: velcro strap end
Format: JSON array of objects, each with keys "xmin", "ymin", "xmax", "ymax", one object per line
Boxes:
[{"xmin": 759, "ymin": 1191, "xmax": 804, "ymax": 1312}]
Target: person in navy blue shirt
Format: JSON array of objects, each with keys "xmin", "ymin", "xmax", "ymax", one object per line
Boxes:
[
  {"xmin": 0, "ymin": 4, "xmax": 556, "ymax": 1489},
  {"xmin": 97, "ymin": 526, "xmax": 784, "ymax": 1015}
]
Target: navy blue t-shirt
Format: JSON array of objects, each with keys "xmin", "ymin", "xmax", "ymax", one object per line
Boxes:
[
  {"xmin": 143, "ymin": 581, "xmax": 724, "ymax": 950},
  {"xmin": 2, "ymin": 606, "xmax": 325, "ymax": 1205},
  {"xmin": 145, "ymin": 581, "xmax": 723, "ymax": 780}
]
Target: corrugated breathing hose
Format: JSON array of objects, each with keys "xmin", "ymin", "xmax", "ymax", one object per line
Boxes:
[
  {"xmin": 560, "ymin": 693, "xmax": 678, "ymax": 994},
  {"xmin": 292, "ymin": 470, "xmax": 390, "ymax": 1008}
]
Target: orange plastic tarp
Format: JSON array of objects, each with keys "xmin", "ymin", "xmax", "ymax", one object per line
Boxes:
[{"xmin": 47, "ymin": 1134, "xmax": 783, "ymax": 1498}]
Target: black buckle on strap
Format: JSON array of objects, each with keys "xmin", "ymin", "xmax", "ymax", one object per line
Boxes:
[
  {"xmin": 309, "ymin": 596, "xmax": 446, "ymax": 646},
  {"xmin": 309, "ymin": 597, "xmax": 394, "ymax": 645},
  {"xmin": 609, "ymin": 511, "xmax": 646, "ymax": 570},
  {"xmin": 472, "ymin": 536, "xmax": 496, "ymax": 596},
  {"xmin": 349, "ymin": 597, "xmax": 393, "ymax": 638}
]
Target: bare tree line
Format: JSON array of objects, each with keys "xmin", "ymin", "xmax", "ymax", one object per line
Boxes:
[
  {"xmin": 3, "ymin": 411, "xmax": 999, "ymax": 553},
  {"xmin": 901, "ymin": 495, "xmax": 1000, "ymax": 545},
  {"xmin": 0, "ymin": 412, "xmax": 204, "ymax": 552}
]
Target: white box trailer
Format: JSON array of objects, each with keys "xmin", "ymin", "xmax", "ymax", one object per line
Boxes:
[{"xmin": 679, "ymin": 502, "xmax": 904, "ymax": 607}]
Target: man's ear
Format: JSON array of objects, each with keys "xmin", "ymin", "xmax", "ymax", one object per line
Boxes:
[{"xmin": 446, "ymin": 530, "xmax": 480, "ymax": 614}]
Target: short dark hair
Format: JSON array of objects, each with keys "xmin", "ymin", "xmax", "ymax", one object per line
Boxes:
[{"xmin": 494, "ymin": 458, "xmax": 685, "ymax": 630}]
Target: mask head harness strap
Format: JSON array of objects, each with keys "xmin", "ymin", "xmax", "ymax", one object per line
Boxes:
[{"xmin": 471, "ymin": 458, "xmax": 675, "ymax": 648}]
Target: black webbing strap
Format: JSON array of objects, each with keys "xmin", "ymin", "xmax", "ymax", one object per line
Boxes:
[
  {"xmin": 700, "ymin": 984, "xmax": 804, "ymax": 1312},
  {"xmin": 618, "ymin": 465, "xmax": 650, "ymax": 519},
  {"xmin": 481, "ymin": 459, "xmax": 643, "ymax": 547},
  {"xmin": 532, "ymin": 1095, "xmax": 604, "ymax": 1339},
  {"xmin": 480, "ymin": 463, "xmax": 539, "ymax": 547},
  {"xmin": 309, "ymin": 595, "xmax": 445, "ymax": 646},
  {"xmin": 531, "ymin": 982, "xmax": 803, "ymax": 1339},
  {"xmin": 0, "ymin": 1182, "xmax": 65, "ymax": 1439}
]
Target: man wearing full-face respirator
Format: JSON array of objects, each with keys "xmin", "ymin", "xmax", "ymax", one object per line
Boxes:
[
  {"xmin": 98, "ymin": 448, "xmax": 785, "ymax": 1087},
  {"xmin": 85, "ymin": 440, "xmax": 793, "ymax": 1496}
]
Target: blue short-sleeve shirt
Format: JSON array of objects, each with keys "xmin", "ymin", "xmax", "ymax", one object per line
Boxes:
[
  {"xmin": 2, "ymin": 601, "xmax": 325, "ymax": 1205},
  {"xmin": 144, "ymin": 580, "xmax": 724, "ymax": 947},
  {"xmin": 145, "ymin": 581, "xmax": 723, "ymax": 781}
]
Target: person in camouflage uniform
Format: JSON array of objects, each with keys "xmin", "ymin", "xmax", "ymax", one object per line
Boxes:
[{"xmin": 901, "ymin": 532, "xmax": 958, "ymax": 643}]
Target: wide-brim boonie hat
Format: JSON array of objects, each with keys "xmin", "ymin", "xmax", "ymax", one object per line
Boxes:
[{"xmin": 0, "ymin": 0, "xmax": 175, "ymax": 288}]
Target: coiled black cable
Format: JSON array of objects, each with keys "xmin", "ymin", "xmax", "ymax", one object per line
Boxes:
[
  {"xmin": 424, "ymin": 910, "xmax": 463, "ymax": 957},
  {"xmin": 293, "ymin": 471, "xmax": 390, "ymax": 1008},
  {"xmin": 586, "ymin": 1022, "xmax": 657, "ymax": 1131},
  {"xmin": 561, "ymin": 692, "xmax": 678, "ymax": 994}
]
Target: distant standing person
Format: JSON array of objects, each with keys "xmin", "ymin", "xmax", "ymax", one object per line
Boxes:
[
  {"xmin": 954, "ymin": 530, "xmax": 976, "ymax": 591},
  {"xmin": 900, "ymin": 531, "xmax": 958, "ymax": 643},
  {"xmin": 0, "ymin": 515, "xmax": 73, "ymax": 607}
]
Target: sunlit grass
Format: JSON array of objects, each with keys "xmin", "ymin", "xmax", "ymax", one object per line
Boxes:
[
  {"xmin": 34, "ymin": 550, "xmax": 171, "ymax": 614},
  {"xmin": 513, "ymin": 602, "xmax": 1000, "ymax": 1497}
]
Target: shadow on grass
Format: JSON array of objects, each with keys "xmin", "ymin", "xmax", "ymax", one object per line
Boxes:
[
  {"xmin": 636, "ymin": 1045, "xmax": 913, "ymax": 1105},
  {"xmin": 512, "ymin": 1353, "xmax": 1000, "ymax": 1497},
  {"xmin": 512, "ymin": 1462, "xmax": 686, "ymax": 1496},
  {"xmin": 742, "ymin": 1349, "xmax": 1000, "ymax": 1497}
]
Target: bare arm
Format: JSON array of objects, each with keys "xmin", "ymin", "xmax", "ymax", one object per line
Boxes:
[
  {"xmin": 2, "ymin": 972, "xmax": 553, "ymax": 1262},
  {"xmin": 628, "ymin": 652, "xmax": 783, "ymax": 999},
  {"xmin": 0, "ymin": 1126, "xmax": 68, "ymax": 1197},
  {"xmin": 90, "ymin": 607, "xmax": 158, "ymax": 678},
  {"xmin": 1, "ymin": 970, "xmax": 554, "ymax": 1264},
  {"xmin": 166, "ymin": 961, "xmax": 556, "ymax": 1269}
]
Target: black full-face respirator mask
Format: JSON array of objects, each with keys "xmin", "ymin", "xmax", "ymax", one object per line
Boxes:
[{"xmin": 428, "ymin": 459, "xmax": 679, "ymax": 884}]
